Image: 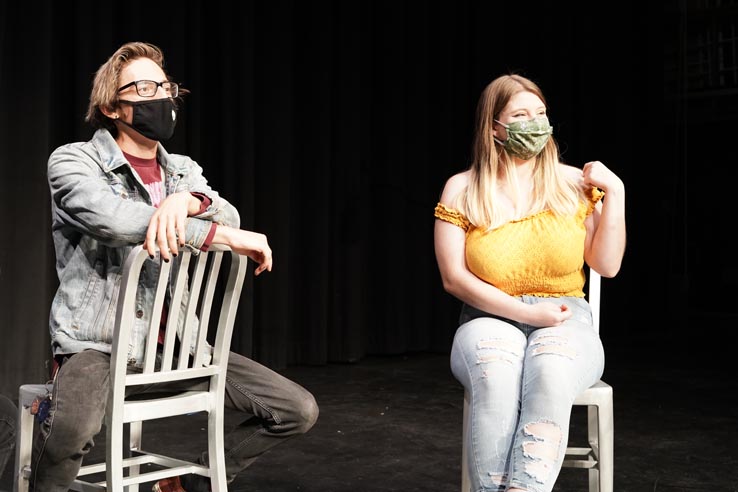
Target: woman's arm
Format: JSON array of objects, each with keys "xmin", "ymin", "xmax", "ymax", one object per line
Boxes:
[
  {"xmin": 582, "ymin": 161, "xmax": 626, "ymax": 278},
  {"xmin": 434, "ymin": 173, "xmax": 572, "ymax": 327}
]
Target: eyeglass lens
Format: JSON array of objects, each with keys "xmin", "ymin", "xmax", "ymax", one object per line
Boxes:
[
  {"xmin": 134, "ymin": 81, "xmax": 178, "ymax": 97},
  {"xmin": 118, "ymin": 80, "xmax": 178, "ymax": 98}
]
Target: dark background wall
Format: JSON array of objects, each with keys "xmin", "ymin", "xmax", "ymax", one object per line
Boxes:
[{"xmin": 0, "ymin": 1, "xmax": 730, "ymax": 396}]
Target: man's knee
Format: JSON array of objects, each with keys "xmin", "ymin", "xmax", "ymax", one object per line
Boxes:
[
  {"xmin": 295, "ymin": 391, "xmax": 319, "ymax": 434},
  {"xmin": 38, "ymin": 407, "xmax": 103, "ymax": 462}
]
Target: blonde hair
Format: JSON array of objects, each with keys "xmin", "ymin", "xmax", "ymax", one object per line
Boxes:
[
  {"xmin": 458, "ymin": 74, "xmax": 584, "ymax": 230},
  {"xmin": 85, "ymin": 41, "xmax": 187, "ymax": 135}
]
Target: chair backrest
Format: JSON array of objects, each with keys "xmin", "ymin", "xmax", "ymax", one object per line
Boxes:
[
  {"xmin": 107, "ymin": 243, "xmax": 248, "ymax": 432},
  {"xmin": 13, "ymin": 244, "xmax": 250, "ymax": 492},
  {"xmin": 587, "ymin": 267, "xmax": 601, "ymax": 334}
]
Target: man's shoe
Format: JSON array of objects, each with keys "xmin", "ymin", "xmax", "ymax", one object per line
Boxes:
[
  {"xmin": 152, "ymin": 474, "xmax": 212, "ymax": 492},
  {"xmin": 152, "ymin": 476, "xmax": 186, "ymax": 492}
]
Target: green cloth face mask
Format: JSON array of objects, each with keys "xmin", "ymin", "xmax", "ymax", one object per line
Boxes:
[{"xmin": 494, "ymin": 116, "xmax": 553, "ymax": 160}]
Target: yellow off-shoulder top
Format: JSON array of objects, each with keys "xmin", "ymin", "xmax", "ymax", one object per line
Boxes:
[{"xmin": 434, "ymin": 187, "xmax": 604, "ymax": 297}]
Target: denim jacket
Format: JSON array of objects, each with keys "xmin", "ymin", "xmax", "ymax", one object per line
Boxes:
[{"xmin": 48, "ymin": 129, "xmax": 240, "ymax": 365}]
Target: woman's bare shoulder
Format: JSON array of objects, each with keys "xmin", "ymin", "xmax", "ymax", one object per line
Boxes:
[
  {"xmin": 558, "ymin": 162, "xmax": 583, "ymax": 179},
  {"xmin": 439, "ymin": 170, "xmax": 471, "ymax": 204}
]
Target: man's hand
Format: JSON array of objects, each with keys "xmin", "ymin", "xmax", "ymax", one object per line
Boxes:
[
  {"xmin": 143, "ymin": 192, "xmax": 202, "ymax": 260},
  {"xmin": 213, "ymin": 226, "xmax": 273, "ymax": 275}
]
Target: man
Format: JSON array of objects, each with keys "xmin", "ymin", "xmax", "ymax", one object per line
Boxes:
[{"xmin": 34, "ymin": 41, "xmax": 318, "ymax": 492}]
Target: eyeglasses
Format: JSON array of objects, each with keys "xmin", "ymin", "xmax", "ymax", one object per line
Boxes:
[{"xmin": 117, "ymin": 80, "xmax": 179, "ymax": 98}]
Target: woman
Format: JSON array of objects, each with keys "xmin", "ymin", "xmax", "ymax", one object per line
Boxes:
[{"xmin": 433, "ymin": 74, "xmax": 625, "ymax": 492}]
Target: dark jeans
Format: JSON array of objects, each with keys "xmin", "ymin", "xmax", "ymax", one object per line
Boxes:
[
  {"xmin": 30, "ymin": 349, "xmax": 319, "ymax": 492},
  {"xmin": 0, "ymin": 394, "xmax": 17, "ymax": 479}
]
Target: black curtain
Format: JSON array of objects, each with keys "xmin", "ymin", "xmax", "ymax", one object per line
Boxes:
[{"xmin": 1, "ymin": 0, "xmax": 675, "ymax": 396}]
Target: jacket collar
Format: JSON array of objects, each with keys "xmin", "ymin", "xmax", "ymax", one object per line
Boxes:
[{"xmin": 91, "ymin": 129, "xmax": 186, "ymax": 175}]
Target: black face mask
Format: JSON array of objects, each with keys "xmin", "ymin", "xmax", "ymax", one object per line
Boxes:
[{"xmin": 117, "ymin": 98, "xmax": 177, "ymax": 141}]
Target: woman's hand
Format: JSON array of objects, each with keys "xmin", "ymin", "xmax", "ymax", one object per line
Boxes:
[
  {"xmin": 525, "ymin": 302, "xmax": 573, "ymax": 327},
  {"xmin": 582, "ymin": 161, "xmax": 624, "ymax": 195}
]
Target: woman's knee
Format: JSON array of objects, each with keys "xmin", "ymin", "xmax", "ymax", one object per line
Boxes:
[
  {"xmin": 453, "ymin": 319, "xmax": 526, "ymax": 364},
  {"xmin": 452, "ymin": 319, "xmax": 526, "ymax": 390}
]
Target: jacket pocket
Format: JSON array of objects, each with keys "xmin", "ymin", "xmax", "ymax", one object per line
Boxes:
[
  {"xmin": 72, "ymin": 258, "xmax": 103, "ymax": 332},
  {"xmin": 99, "ymin": 271, "xmax": 122, "ymax": 344}
]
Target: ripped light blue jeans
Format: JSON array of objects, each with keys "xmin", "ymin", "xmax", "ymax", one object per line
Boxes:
[{"xmin": 450, "ymin": 296, "xmax": 604, "ymax": 492}]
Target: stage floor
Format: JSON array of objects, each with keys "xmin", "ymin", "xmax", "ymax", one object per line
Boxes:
[{"xmin": 2, "ymin": 349, "xmax": 733, "ymax": 491}]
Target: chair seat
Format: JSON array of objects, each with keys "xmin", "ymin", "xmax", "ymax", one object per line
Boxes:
[
  {"xmin": 18, "ymin": 384, "xmax": 53, "ymax": 409},
  {"xmin": 573, "ymin": 379, "xmax": 612, "ymax": 406}
]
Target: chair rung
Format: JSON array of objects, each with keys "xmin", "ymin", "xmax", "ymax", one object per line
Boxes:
[
  {"xmin": 69, "ymin": 481, "xmax": 107, "ymax": 491},
  {"xmin": 69, "ymin": 477, "xmax": 107, "ymax": 491},
  {"xmin": 76, "ymin": 453, "xmax": 163, "ymax": 477},
  {"xmin": 129, "ymin": 448, "xmax": 207, "ymax": 472},
  {"xmin": 75, "ymin": 450, "xmax": 208, "ymax": 489},
  {"xmin": 121, "ymin": 464, "xmax": 205, "ymax": 487},
  {"xmin": 562, "ymin": 458, "xmax": 598, "ymax": 469},
  {"xmin": 123, "ymin": 392, "xmax": 210, "ymax": 422},
  {"xmin": 76, "ymin": 462, "xmax": 107, "ymax": 476},
  {"xmin": 126, "ymin": 365, "xmax": 219, "ymax": 386},
  {"xmin": 75, "ymin": 462, "xmax": 208, "ymax": 489},
  {"xmin": 77, "ymin": 451, "xmax": 206, "ymax": 475},
  {"xmin": 565, "ymin": 446, "xmax": 593, "ymax": 456},
  {"xmin": 563, "ymin": 446, "xmax": 598, "ymax": 470}
]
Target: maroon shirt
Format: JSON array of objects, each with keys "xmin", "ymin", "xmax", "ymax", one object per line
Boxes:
[{"xmin": 123, "ymin": 151, "xmax": 217, "ymax": 250}]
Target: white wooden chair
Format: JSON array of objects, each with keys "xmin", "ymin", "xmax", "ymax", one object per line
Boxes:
[
  {"xmin": 460, "ymin": 269, "xmax": 614, "ymax": 492},
  {"xmin": 14, "ymin": 244, "xmax": 249, "ymax": 492}
]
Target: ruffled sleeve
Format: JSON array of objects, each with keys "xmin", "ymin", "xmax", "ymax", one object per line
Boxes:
[
  {"xmin": 585, "ymin": 187, "xmax": 605, "ymax": 217},
  {"xmin": 434, "ymin": 202, "xmax": 470, "ymax": 231}
]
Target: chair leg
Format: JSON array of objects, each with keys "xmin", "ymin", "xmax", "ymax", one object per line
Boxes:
[
  {"xmin": 586, "ymin": 393, "xmax": 614, "ymax": 492},
  {"xmin": 208, "ymin": 393, "xmax": 228, "ymax": 492},
  {"xmin": 597, "ymin": 394, "xmax": 614, "ymax": 492},
  {"xmin": 13, "ymin": 397, "xmax": 34, "ymax": 492},
  {"xmin": 14, "ymin": 385, "xmax": 49, "ymax": 492},
  {"xmin": 587, "ymin": 405, "xmax": 599, "ymax": 492},
  {"xmin": 461, "ymin": 390, "xmax": 470, "ymax": 492},
  {"xmin": 128, "ymin": 421, "xmax": 142, "ymax": 492},
  {"xmin": 106, "ymin": 411, "xmax": 124, "ymax": 491}
]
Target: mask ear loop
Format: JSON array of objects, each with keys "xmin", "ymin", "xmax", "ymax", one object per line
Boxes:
[{"xmin": 492, "ymin": 119, "xmax": 508, "ymax": 146}]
